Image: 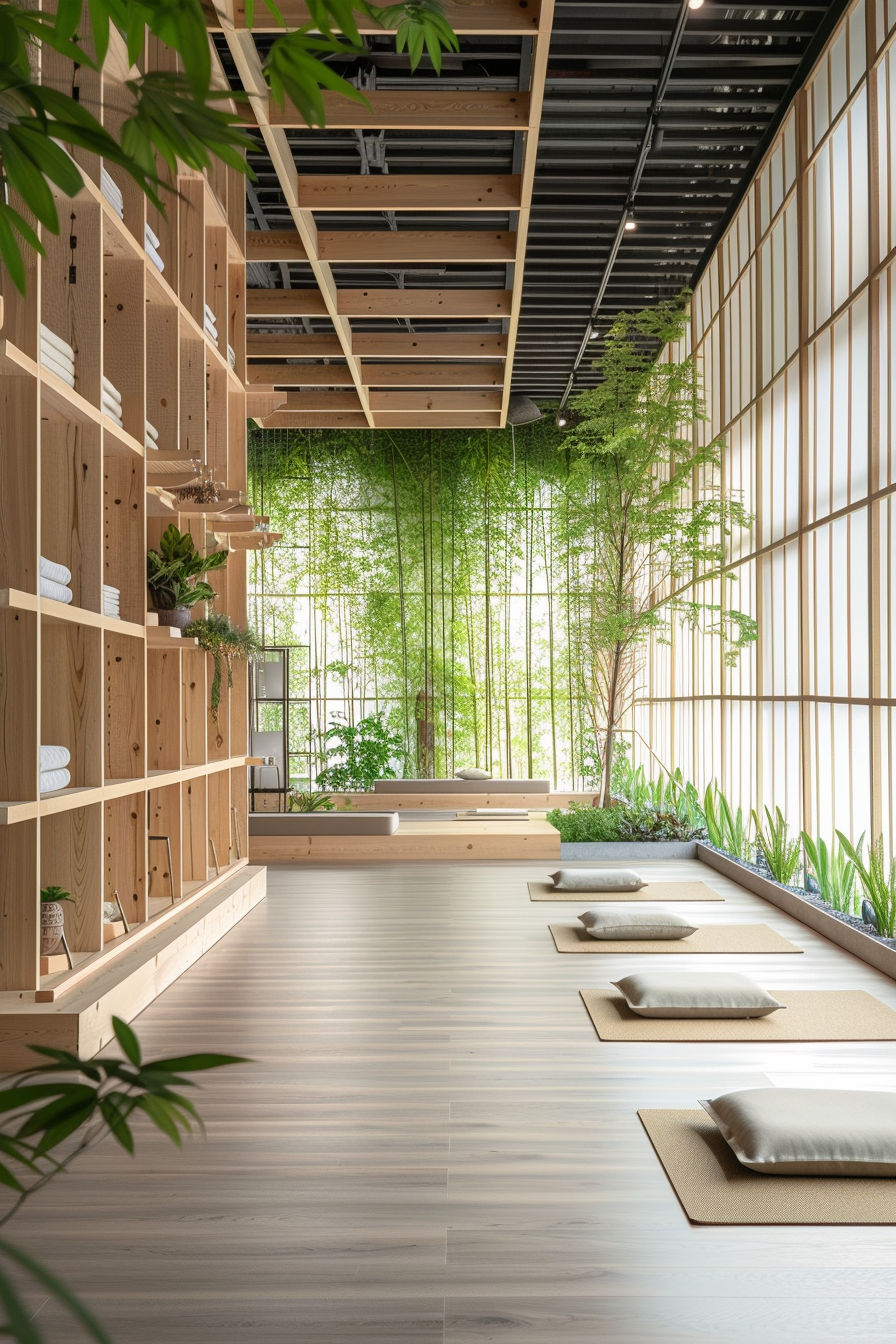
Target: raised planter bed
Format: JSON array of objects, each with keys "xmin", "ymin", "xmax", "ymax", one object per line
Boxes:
[
  {"xmin": 697, "ymin": 842, "xmax": 896, "ymax": 982},
  {"xmin": 561, "ymin": 841, "xmax": 698, "ymax": 860}
]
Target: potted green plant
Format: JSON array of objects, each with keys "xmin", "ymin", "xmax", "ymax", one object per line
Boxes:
[
  {"xmin": 288, "ymin": 789, "xmax": 334, "ymax": 813},
  {"xmin": 182, "ymin": 613, "xmax": 261, "ymax": 719},
  {"xmin": 40, "ymin": 886, "xmax": 75, "ymax": 957},
  {"xmin": 146, "ymin": 524, "xmax": 229, "ymax": 629}
]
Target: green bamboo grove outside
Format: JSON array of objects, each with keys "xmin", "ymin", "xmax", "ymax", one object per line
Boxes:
[{"xmin": 247, "ymin": 421, "xmax": 607, "ymax": 789}]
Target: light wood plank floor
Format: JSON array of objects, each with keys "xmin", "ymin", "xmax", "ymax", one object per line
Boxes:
[{"xmin": 13, "ymin": 858, "xmax": 896, "ymax": 1342}]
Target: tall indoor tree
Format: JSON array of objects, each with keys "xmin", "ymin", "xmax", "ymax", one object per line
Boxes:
[
  {"xmin": 563, "ymin": 297, "xmax": 756, "ymax": 809},
  {"xmin": 0, "ymin": 0, "xmax": 458, "ymax": 291}
]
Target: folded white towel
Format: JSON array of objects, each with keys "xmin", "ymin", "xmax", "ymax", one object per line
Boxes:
[
  {"xmin": 40, "ymin": 745, "xmax": 71, "ymax": 773},
  {"xmin": 101, "ymin": 376, "xmax": 122, "ymax": 403},
  {"xmin": 40, "ymin": 768, "xmax": 71, "ymax": 793},
  {"xmin": 145, "ymin": 421, "xmax": 159, "ymax": 441},
  {"xmin": 205, "ymin": 325, "xmax": 218, "ymax": 343},
  {"xmin": 100, "ymin": 175, "xmax": 124, "ymax": 218},
  {"xmin": 204, "ymin": 303, "xmax": 217, "ymax": 322},
  {"xmin": 101, "ymin": 165, "xmax": 123, "ymax": 198},
  {"xmin": 145, "ymin": 243, "xmax": 165, "ymax": 274},
  {"xmin": 39, "ymin": 325, "xmax": 75, "ymax": 363},
  {"xmin": 227, "ymin": 344, "xmax": 236, "ymax": 368},
  {"xmin": 145, "ymin": 223, "xmax": 161, "ymax": 250},
  {"xmin": 40, "ymin": 350, "xmax": 75, "ymax": 385},
  {"xmin": 39, "ymin": 577, "xmax": 73, "ymax": 604},
  {"xmin": 102, "ymin": 397, "xmax": 123, "ymax": 423},
  {"xmin": 39, "ymin": 556, "xmax": 72, "ymax": 586}
]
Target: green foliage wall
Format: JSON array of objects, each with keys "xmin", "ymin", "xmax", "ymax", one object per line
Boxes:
[{"xmin": 248, "ymin": 422, "xmax": 599, "ymax": 788}]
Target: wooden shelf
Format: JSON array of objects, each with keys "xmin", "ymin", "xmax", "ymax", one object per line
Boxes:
[{"xmin": 0, "ymin": 27, "xmax": 255, "ymax": 1012}]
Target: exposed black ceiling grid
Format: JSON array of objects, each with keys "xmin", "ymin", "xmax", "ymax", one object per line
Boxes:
[{"xmin": 517, "ymin": 0, "xmax": 850, "ymax": 399}]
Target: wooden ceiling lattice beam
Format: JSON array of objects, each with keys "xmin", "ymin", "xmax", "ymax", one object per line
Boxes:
[
  {"xmin": 296, "ymin": 175, "xmax": 522, "ymax": 212},
  {"xmin": 360, "ymin": 364, "xmax": 505, "ymax": 388},
  {"xmin": 279, "ymin": 391, "xmax": 363, "ymax": 411},
  {"xmin": 352, "ymin": 333, "xmax": 508, "ymax": 359},
  {"xmin": 260, "ymin": 412, "xmax": 370, "ymax": 428},
  {"xmin": 221, "ymin": 0, "xmax": 542, "ymax": 34},
  {"xmin": 247, "ymin": 231, "xmax": 517, "ymax": 264},
  {"xmin": 246, "ymin": 290, "xmax": 329, "ymax": 317},
  {"xmin": 368, "ymin": 390, "xmax": 503, "ymax": 413},
  {"xmin": 372, "ymin": 412, "xmax": 503, "ymax": 428},
  {"xmin": 246, "ymin": 333, "xmax": 344, "ymax": 358},
  {"xmin": 264, "ymin": 91, "xmax": 532, "ymax": 131},
  {"xmin": 247, "ymin": 364, "xmax": 355, "ymax": 386},
  {"xmin": 219, "ymin": 11, "xmax": 375, "ymax": 426},
  {"xmin": 336, "ymin": 290, "xmax": 512, "ymax": 319}
]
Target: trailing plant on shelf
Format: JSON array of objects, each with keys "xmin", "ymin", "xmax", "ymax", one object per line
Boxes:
[
  {"xmin": 183, "ymin": 613, "xmax": 261, "ymax": 721},
  {"xmin": 146, "ymin": 525, "xmax": 228, "ymax": 628},
  {"xmin": 836, "ymin": 833, "xmax": 896, "ymax": 937},
  {"xmin": 287, "ymin": 789, "xmax": 334, "ymax": 813},
  {"xmin": 316, "ymin": 713, "xmax": 406, "ymax": 793},
  {"xmin": 0, "ymin": 0, "xmax": 458, "ymax": 292},
  {"xmin": 752, "ymin": 804, "xmax": 802, "ymax": 886},
  {"xmin": 801, "ymin": 833, "xmax": 857, "ymax": 915},
  {"xmin": 0, "ymin": 1015, "xmax": 245, "ymax": 1342}
]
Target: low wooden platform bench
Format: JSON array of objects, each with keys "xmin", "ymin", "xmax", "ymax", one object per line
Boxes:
[
  {"xmin": 248, "ymin": 811, "xmax": 561, "ymax": 863},
  {"xmin": 249, "ymin": 812, "xmax": 399, "ymax": 837}
]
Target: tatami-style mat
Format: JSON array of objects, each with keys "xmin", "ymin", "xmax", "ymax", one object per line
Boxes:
[
  {"xmin": 529, "ymin": 880, "xmax": 723, "ymax": 901},
  {"xmin": 581, "ymin": 989, "xmax": 896, "ymax": 1040},
  {"xmin": 549, "ymin": 924, "xmax": 803, "ymax": 954},
  {"xmin": 639, "ymin": 1109, "xmax": 896, "ymax": 1224}
]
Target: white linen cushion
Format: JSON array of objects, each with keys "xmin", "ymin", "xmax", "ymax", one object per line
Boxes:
[
  {"xmin": 550, "ymin": 868, "xmax": 643, "ymax": 892},
  {"xmin": 578, "ymin": 908, "xmax": 696, "ymax": 940},
  {"xmin": 611, "ymin": 972, "xmax": 783, "ymax": 1018},
  {"xmin": 700, "ymin": 1087, "xmax": 896, "ymax": 1176},
  {"xmin": 455, "ymin": 767, "xmax": 492, "ymax": 780}
]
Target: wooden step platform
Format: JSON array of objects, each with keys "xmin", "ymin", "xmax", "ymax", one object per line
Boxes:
[
  {"xmin": 249, "ymin": 819, "xmax": 561, "ymax": 863},
  {"xmin": 0, "ymin": 866, "xmax": 266, "ymax": 1072}
]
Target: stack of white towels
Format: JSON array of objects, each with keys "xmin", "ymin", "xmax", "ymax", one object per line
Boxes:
[
  {"xmin": 39, "ymin": 556, "xmax": 72, "ymax": 605},
  {"xmin": 145, "ymin": 223, "xmax": 164, "ymax": 273},
  {"xmin": 227, "ymin": 344, "xmax": 236, "ymax": 369},
  {"xmin": 103, "ymin": 585, "xmax": 120, "ymax": 619},
  {"xmin": 145, "ymin": 419, "xmax": 159, "ymax": 452},
  {"xmin": 100, "ymin": 163, "xmax": 124, "ymax": 220},
  {"xmin": 204, "ymin": 304, "xmax": 218, "ymax": 344},
  {"xmin": 102, "ymin": 375, "xmax": 123, "ymax": 426},
  {"xmin": 40, "ymin": 745, "xmax": 71, "ymax": 795},
  {"xmin": 40, "ymin": 326, "xmax": 75, "ymax": 387}
]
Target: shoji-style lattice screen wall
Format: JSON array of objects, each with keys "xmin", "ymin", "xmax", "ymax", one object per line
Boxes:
[{"xmin": 633, "ymin": 0, "xmax": 896, "ymax": 848}]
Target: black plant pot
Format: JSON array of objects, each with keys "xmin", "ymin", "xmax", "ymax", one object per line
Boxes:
[{"xmin": 154, "ymin": 607, "xmax": 192, "ymax": 630}]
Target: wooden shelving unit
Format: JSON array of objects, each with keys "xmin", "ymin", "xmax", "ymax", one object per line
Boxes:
[{"xmin": 0, "ymin": 29, "xmax": 264, "ymax": 1060}]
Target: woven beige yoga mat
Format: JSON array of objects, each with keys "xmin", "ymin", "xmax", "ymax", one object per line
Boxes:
[
  {"xmin": 549, "ymin": 924, "xmax": 802, "ymax": 954},
  {"xmin": 529, "ymin": 880, "xmax": 722, "ymax": 902},
  {"xmin": 639, "ymin": 1109, "xmax": 896, "ymax": 1224},
  {"xmin": 581, "ymin": 989, "xmax": 896, "ymax": 1041}
]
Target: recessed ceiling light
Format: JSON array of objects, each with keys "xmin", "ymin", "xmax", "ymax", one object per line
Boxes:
[{"xmin": 688, "ymin": 0, "xmax": 704, "ymax": 8}]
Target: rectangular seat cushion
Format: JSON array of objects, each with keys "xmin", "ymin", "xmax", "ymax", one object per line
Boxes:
[
  {"xmin": 249, "ymin": 812, "xmax": 399, "ymax": 837},
  {"xmin": 373, "ymin": 779, "xmax": 550, "ymax": 794},
  {"xmin": 700, "ymin": 1087, "xmax": 896, "ymax": 1176},
  {"xmin": 612, "ymin": 972, "xmax": 783, "ymax": 1018},
  {"xmin": 551, "ymin": 868, "xmax": 643, "ymax": 892},
  {"xmin": 579, "ymin": 908, "xmax": 697, "ymax": 940}
]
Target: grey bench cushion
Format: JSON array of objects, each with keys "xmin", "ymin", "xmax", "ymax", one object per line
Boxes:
[
  {"xmin": 249, "ymin": 812, "xmax": 399, "ymax": 836},
  {"xmin": 373, "ymin": 779, "xmax": 550, "ymax": 794}
]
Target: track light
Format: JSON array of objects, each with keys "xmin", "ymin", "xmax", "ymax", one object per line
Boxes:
[
  {"xmin": 589, "ymin": 328, "xmax": 600, "ymax": 340},
  {"xmin": 624, "ymin": 210, "xmax": 637, "ymax": 231},
  {"xmin": 556, "ymin": 412, "xmax": 568, "ymax": 428},
  {"xmin": 688, "ymin": 0, "xmax": 704, "ymax": 8}
]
